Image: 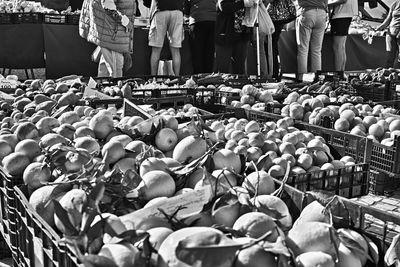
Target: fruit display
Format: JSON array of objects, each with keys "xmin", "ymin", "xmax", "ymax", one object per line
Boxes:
[
  {"xmin": 0, "ymin": 106, "xmax": 374, "ymax": 266},
  {"xmin": 226, "ymin": 81, "xmax": 362, "ymax": 112},
  {"xmin": 0, "ymin": 0, "xmax": 79, "ymax": 14},
  {"xmin": 0, "ymin": 74, "xmax": 398, "ymax": 267},
  {"xmin": 277, "ymin": 92, "xmax": 400, "ymax": 147}
]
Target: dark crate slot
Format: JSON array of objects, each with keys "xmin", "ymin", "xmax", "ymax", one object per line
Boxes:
[{"xmin": 13, "ymin": 13, "xmax": 43, "ymax": 24}]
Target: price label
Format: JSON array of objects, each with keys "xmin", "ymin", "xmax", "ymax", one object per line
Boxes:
[
  {"xmin": 123, "ymin": 99, "xmax": 152, "ymax": 119},
  {"xmin": 87, "ymin": 77, "xmax": 97, "ymax": 89},
  {"xmin": 120, "ymin": 187, "xmax": 211, "ymax": 230},
  {"xmin": 0, "ymin": 79, "xmax": 17, "ymax": 90},
  {"xmin": 83, "ymin": 86, "xmax": 114, "ymax": 100}
]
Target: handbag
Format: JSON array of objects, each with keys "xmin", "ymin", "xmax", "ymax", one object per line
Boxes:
[
  {"xmin": 259, "ymin": 3, "xmax": 275, "ymax": 36},
  {"xmin": 267, "ymin": 0, "xmax": 296, "ymax": 23}
]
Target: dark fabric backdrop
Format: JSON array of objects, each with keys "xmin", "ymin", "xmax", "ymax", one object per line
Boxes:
[
  {"xmin": 0, "ymin": 24, "xmax": 45, "ymax": 69},
  {"xmin": 0, "ymin": 24, "xmax": 388, "ymax": 77}
]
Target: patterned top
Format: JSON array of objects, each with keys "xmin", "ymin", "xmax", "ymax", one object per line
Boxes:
[{"xmin": 234, "ymin": 8, "xmax": 245, "ymax": 33}]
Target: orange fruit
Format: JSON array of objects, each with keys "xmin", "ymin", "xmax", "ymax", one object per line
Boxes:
[
  {"xmin": 23, "ymin": 162, "xmax": 52, "ymax": 191},
  {"xmin": 0, "ymin": 140, "xmax": 13, "ymax": 161},
  {"xmin": 2, "ymin": 152, "xmax": 31, "ymax": 176},
  {"xmin": 14, "ymin": 139, "xmax": 41, "ymax": 161}
]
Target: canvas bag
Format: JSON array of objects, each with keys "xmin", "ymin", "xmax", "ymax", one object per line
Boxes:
[
  {"xmin": 259, "ymin": 2, "xmax": 275, "ymax": 36},
  {"xmin": 267, "ymin": 0, "xmax": 296, "ymax": 23},
  {"xmin": 260, "ymin": 3, "xmax": 275, "ymax": 78}
]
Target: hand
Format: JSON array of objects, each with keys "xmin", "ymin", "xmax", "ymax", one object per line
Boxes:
[{"xmin": 121, "ymin": 15, "xmax": 130, "ymax": 27}]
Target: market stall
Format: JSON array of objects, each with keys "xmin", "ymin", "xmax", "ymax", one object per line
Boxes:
[{"xmin": 0, "ymin": 21, "xmax": 388, "ymax": 78}]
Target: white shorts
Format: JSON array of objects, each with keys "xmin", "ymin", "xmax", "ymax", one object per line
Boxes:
[{"xmin": 148, "ymin": 10, "xmax": 184, "ymax": 48}]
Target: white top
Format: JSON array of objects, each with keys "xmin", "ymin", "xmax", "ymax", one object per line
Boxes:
[{"xmin": 332, "ymin": 0, "xmax": 358, "ymax": 19}]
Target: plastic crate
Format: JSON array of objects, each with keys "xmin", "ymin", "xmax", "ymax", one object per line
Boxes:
[
  {"xmin": 224, "ymin": 76, "xmax": 268, "ymax": 87},
  {"xmin": 216, "ymin": 91, "xmax": 241, "ymax": 105},
  {"xmin": 314, "ymin": 70, "xmax": 344, "ymax": 89},
  {"xmin": 0, "ymin": 234, "xmax": 11, "ymax": 259},
  {"xmin": 369, "ymin": 169, "xmax": 400, "ymax": 196},
  {"xmin": 66, "ymin": 14, "xmax": 80, "ymax": 25},
  {"xmin": 297, "ymin": 122, "xmax": 372, "ymax": 164},
  {"xmin": 386, "ymin": 80, "xmax": 400, "ymax": 106},
  {"xmin": 0, "ymin": 167, "xmax": 23, "ymax": 264},
  {"xmin": 286, "ymin": 163, "xmax": 369, "ymax": 198},
  {"xmin": 13, "ymin": 13, "xmax": 43, "ymax": 24},
  {"xmin": 14, "ymin": 185, "xmax": 80, "ymax": 267},
  {"xmin": 194, "ymin": 88, "xmax": 216, "ymax": 106},
  {"xmin": 243, "ymin": 108, "xmax": 285, "ymax": 122},
  {"xmin": 88, "ymin": 98, "xmax": 124, "ymax": 109},
  {"xmin": 339, "ymin": 197, "xmax": 400, "ymax": 254},
  {"xmin": 146, "ymin": 96, "xmax": 194, "ymax": 110},
  {"xmin": 351, "ymin": 80, "xmax": 388, "ymax": 102},
  {"xmin": 278, "ymin": 177, "xmax": 400, "ymax": 256},
  {"xmin": 369, "ymin": 136, "xmax": 400, "ymax": 175},
  {"xmin": 0, "ymin": 13, "xmax": 13, "ymax": 24},
  {"xmin": 175, "ymin": 109, "xmax": 236, "ymax": 124},
  {"xmin": 44, "ymin": 13, "xmax": 67, "ymax": 24}
]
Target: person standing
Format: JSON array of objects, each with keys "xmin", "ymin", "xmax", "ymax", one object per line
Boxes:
[
  {"xmin": 143, "ymin": 0, "xmax": 184, "ymax": 76},
  {"xmin": 79, "ymin": 0, "xmax": 136, "ymax": 77},
  {"xmin": 375, "ymin": 0, "xmax": 400, "ymax": 68},
  {"xmin": 184, "ymin": 0, "xmax": 217, "ymax": 74},
  {"xmin": 215, "ymin": 0, "xmax": 258, "ymax": 74},
  {"xmin": 329, "ymin": 0, "xmax": 358, "ymax": 71},
  {"xmin": 295, "ymin": 0, "xmax": 328, "ymax": 82},
  {"xmin": 267, "ymin": 0, "xmax": 297, "ymax": 80}
]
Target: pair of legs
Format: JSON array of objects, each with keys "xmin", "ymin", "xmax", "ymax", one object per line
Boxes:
[
  {"xmin": 296, "ymin": 8, "xmax": 327, "ymax": 81},
  {"xmin": 264, "ymin": 21, "xmax": 285, "ymax": 80},
  {"xmin": 215, "ymin": 39, "xmax": 249, "ymax": 74},
  {"xmin": 189, "ymin": 21, "xmax": 215, "ymax": 74},
  {"xmin": 385, "ymin": 33, "xmax": 400, "ymax": 68},
  {"xmin": 331, "ymin": 17, "xmax": 352, "ymax": 71},
  {"xmin": 149, "ymin": 10, "xmax": 184, "ymax": 76},
  {"xmin": 150, "ymin": 47, "xmax": 180, "ymax": 76},
  {"xmin": 97, "ymin": 47, "xmax": 124, "ymax": 78},
  {"xmin": 254, "ymin": 33, "xmax": 272, "ymax": 78}
]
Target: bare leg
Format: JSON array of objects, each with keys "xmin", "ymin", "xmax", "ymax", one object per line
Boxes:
[
  {"xmin": 150, "ymin": 46, "xmax": 163, "ymax": 75},
  {"xmin": 332, "ymin": 35, "xmax": 347, "ymax": 71},
  {"xmin": 170, "ymin": 47, "xmax": 181, "ymax": 76}
]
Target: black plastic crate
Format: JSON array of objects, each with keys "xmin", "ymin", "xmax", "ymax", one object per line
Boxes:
[
  {"xmin": 216, "ymin": 91, "xmax": 241, "ymax": 105},
  {"xmin": 314, "ymin": 70, "xmax": 344, "ymax": 88},
  {"xmin": 297, "ymin": 122, "xmax": 372, "ymax": 164},
  {"xmin": 0, "ymin": 13, "xmax": 13, "ymax": 24},
  {"xmin": 0, "ymin": 234, "xmax": 11, "ymax": 259},
  {"xmin": 351, "ymin": 80, "xmax": 388, "ymax": 102},
  {"xmin": 14, "ymin": 185, "xmax": 80, "ymax": 267},
  {"xmin": 66, "ymin": 14, "xmax": 80, "ymax": 25},
  {"xmin": 0, "ymin": 168, "xmax": 21, "ymax": 241},
  {"xmin": 13, "ymin": 13, "xmax": 43, "ymax": 24},
  {"xmin": 244, "ymin": 108, "xmax": 285, "ymax": 122},
  {"xmin": 369, "ymin": 169, "xmax": 400, "ymax": 196},
  {"xmin": 278, "ymin": 177, "xmax": 400, "ymax": 255},
  {"xmin": 386, "ymin": 80, "xmax": 400, "ymax": 106},
  {"xmin": 369, "ymin": 136, "xmax": 400, "ymax": 175},
  {"xmin": 286, "ymin": 163, "xmax": 369, "ymax": 198}
]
